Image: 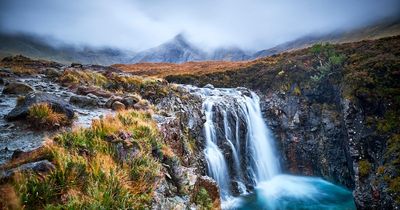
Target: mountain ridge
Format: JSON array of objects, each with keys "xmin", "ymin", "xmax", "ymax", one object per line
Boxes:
[{"xmin": 1, "ymin": 18, "xmax": 399, "ymax": 65}]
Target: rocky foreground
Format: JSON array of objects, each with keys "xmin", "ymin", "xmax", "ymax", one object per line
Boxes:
[{"xmin": 0, "ymin": 55, "xmax": 220, "ymax": 209}]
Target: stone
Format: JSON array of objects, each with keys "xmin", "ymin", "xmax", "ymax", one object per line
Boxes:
[
  {"xmin": 6, "ymin": 92, "xmax": 75, "ymax": 120},
  {"xmin": 112, "ymin": 101, "xmax": 125, "ymax": 111},
  {"xmin": 69, "ymin": 95, "xmax": 99, "ymax": 108},
  {"xmin": 86, "ymin": 93, "xmax": 98, "ymax": 99},
  {"xmin": 105, "ymin": 96, "xmax": 121, "ymax": 108},
  {"xmin": 2, "ymin": 82, "xmax": 34, "ymax": 95},
  {"xmin": 122, "ymin": 95, "xmax": 141, "ymax": 108},
  {"xmin": 133, "ymin": 100, "xmax": 151, "ymax": 110},
  {"xmin": 0, "ymin": 67, "xmax": 12, "ymax": 74},
  {"xmin": 203, "ymin": 84, "xmax": 214, "ymax": 89}
]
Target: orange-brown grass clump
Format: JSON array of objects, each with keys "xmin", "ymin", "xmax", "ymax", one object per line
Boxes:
[
  {"xmin": 27, "ymin": 103, "xmax": 70, "ymax": 129},
  {"xmin": 9, "ymin": 110, "xmax": 171, "ymax": 209},
  {"xmin": 58, "ymin": 69, "xmax": 108, "ymax": 87},
  {"xmin": 113, "ymin": 61, "xmax": 250, "ymax": 78}
]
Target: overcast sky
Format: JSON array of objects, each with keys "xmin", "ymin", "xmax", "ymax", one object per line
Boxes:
[{"xmin": 0, "ymin": 0, "xmax": 399, "ymax": 51}]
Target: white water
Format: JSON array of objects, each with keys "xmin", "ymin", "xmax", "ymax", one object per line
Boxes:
[
  {"xmin": 185, "ymin": 85, "xmax": 280, "ymax": 198},
  {"xmin": 184, "ymin": 85, "xmax": 355, "ymax": 209},
  {"xmin": 203, "ymin": 100, "xmax": 231, "ymax": 197}
]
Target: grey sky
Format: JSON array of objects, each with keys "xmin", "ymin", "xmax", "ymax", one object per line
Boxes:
[{"xmin": 0, "ymin": 0, "xmax": 399, "ymax": 51}]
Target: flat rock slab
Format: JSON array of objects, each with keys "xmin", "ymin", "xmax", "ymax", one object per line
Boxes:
[{"xmin": 2, "ymin": 82, "xmax": 34, "ymax": 95}]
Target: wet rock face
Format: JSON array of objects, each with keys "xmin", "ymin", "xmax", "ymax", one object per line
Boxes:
[
  {"xmin": 261, "ymin": 90, "xmax": 353, "ymax": 187},
  {"xmin": 6, "ymin": 92, "xmax": 75, "ymax": 120},
  {"xmin": 258, "ymin": 82, "xmax": 391, "ymax": 209},
  {"xmin": 155, "ymin": 87, "xmax": 205, "ymax": 168}
]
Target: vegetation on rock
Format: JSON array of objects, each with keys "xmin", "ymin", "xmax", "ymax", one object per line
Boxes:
[
  {"xmin": 194, "ymin": 187, "xmax": 213, "ymax": 210},
  {"xmin": 28, "ymin": 103, "xmax": 70, "ymax": 129}
]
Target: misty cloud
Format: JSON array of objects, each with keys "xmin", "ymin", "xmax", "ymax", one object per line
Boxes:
[{"xmin": 0, "ymin": 0, "xmax": 399, "ymax": 51}]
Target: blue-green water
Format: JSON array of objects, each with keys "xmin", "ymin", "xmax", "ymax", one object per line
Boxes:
[{"xmin": 224, "ymin": 175, "xmax": 356, "ymax": 210}]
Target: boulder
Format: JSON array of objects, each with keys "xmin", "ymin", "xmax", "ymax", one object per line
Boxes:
[
  {"xmin": 2, "ymin": 82, "xmax": 34, "ymax": 95},
  {"xmin": 6, "ymin": 92, "xmax": 75, "ymax": 120},
  {"xmin": 69, "ymin": 95, "xmax": 99, "ymax": 108},
  {"xmin": 122, "ymin": 95, "xmax": 141, "ymax": 107},
  {"xmin": 0, "ymin": 160, "xmax": 55, "ymax": 180},
  {"xmin": 112, "ymin": 101, "xmax": 125, "ymax": 111},
  {"xmin": 105, "ymin": 96, "xmax": 123, "ymax": 108},
  {"xmin": 203, "ymin": 84, "xmax": 215, "ymax": 89},
  {"xmin": 76, "ymin": 86, "xmax": 112, "ymax": 98}
]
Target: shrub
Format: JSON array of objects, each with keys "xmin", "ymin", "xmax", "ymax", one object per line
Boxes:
[
  {"xmin": 310, "ymin": 43, "xmax": 345, "ymax": 83},
  {"xmin": 358, "ymin": 160, "xmax": 371, "ymax": 177},
  {"xmin": 195, "ymin": 187, "xmax": 213, "ymax": 210}
]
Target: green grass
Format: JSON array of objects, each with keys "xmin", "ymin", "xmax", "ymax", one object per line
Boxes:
[
  {"xmin": 194, "ymin": 187, "xmax": 213, "ymax": 210},
  {"xmin": 10, "ymin": 110, "xmax": 172, "ymax": 209}
]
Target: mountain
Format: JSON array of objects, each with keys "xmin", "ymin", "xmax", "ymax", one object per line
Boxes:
[
  {"xmin": 210, "ymin": 47, "xmax": 250, "ymax": 61},
  {"xmin": 1, "ymin": 18, "xmax": 399, "ymax": 64},
  {"xmin": 130, "ymin": 34, "xmax": 206, "ymax": 63},
  {"xmin": 131, "ymin": 35, "xmax": 252, "ymax": 63},
  {"xmin": 0, "ymin": 33, "xmax": 135, "ymax": 65}
]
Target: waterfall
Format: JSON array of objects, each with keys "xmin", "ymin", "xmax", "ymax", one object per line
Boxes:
[
  {"xmin": 184, "ymin": 85, "xmax": 355, "ymax": 210},
  {"xmin": 185, "ymin": 85, "xmax": 280, "ymax": 198}
]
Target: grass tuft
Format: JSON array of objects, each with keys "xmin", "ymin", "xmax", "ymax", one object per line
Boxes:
[{"xmin": 28, "ymin": 103, "xmax": 70, "ymax": 129}]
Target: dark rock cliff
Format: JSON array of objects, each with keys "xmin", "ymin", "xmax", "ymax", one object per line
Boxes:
[{"xmin": 165, "ymin": 36, "xmax": 400, "ymax": 209}]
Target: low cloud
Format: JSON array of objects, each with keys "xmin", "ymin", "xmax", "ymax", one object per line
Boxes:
[{"xmin": 0, "ymin": 0, "xmax": 399, "ymax": 51}]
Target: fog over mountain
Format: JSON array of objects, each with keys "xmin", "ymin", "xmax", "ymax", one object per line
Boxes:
[{"xmin": 1, "ymin": 0, "xmax": 399, "ymax": 51}]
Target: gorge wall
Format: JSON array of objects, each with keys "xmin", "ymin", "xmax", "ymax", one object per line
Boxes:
[{"xmin": 166, "ymin": 36, "xmax": 400, "ymax": 209}]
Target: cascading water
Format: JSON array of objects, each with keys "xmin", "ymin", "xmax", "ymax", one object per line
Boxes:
[{"xmin": 184, "ymin": 85, "xmax": 355, "ymax": 210}]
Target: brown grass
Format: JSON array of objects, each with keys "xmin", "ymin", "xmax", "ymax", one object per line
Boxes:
[
  {"xmin": 113, "ymin": 61, "xmax": 250, "ymax": 78},
  {"xmin": 0, "ymin": 184, "xmax": 21, "ymax": 209},
  {"xmin": 27, "ymin": 103, "xmax": 70, "ymax": 129}
]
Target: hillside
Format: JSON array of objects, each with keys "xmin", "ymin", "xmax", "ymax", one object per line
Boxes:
[
  {"xmin": 253, "ymin": 18, "xmax": 400, "ymax": 58},
  {"xmin": 0, "ymin": 33, "xmax": 135, "ymax": 65}
]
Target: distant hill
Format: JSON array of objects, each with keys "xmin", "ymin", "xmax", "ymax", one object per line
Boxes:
[
  {"xmin": 253, "ymin": 18, "xmax": 400, "ymax": 58},
  {"xmin": 0, "ymin": 18, "xmax": 399, "ymax": 64},
  {"xmin": 0, "ymin": 33, "xmax": 135, "ymax": 65}
]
